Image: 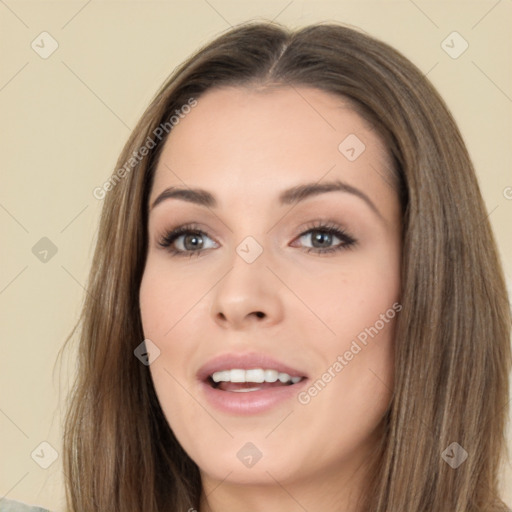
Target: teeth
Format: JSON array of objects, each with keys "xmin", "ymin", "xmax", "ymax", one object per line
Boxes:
[
  {"xmin": 264, "ymin": 369, "xmax": 278, "ymax": 382},
  {"xmin": 246, "ymin": 369, "xmax": 265, "ymax": 383},
  {"xmin": 211, "ymin": 370, "xmax": 230, "ymax": 383},
  {"xmin": 278, "ymin": 372, "xmax": 291, "ymax": 383},
  {"xmin": 230, "ymin": 369, "xmax": 245, "ymax": 383},
  {"xmin": 210, "ymin": 368, "xmax": 303, "ymax": 384}
]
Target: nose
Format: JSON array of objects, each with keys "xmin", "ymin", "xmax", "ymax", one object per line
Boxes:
[{"xmin": 210, "ymin": 247, "xmax": 284, "ymax": 331}]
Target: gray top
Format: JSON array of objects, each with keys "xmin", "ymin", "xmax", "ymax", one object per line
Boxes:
[{"xmin": 0, "ymin": 499, "xmax": 50, "ymax": 512}]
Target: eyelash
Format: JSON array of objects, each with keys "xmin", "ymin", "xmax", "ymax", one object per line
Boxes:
[{"xmin": 157, "ymin": 221, "xmax": 357, "ymax": 258}]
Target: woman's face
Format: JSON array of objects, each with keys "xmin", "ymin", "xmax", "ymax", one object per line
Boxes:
[{"xmin": 139, "ymin": 85, "xmax": 402, "ymax": 500}]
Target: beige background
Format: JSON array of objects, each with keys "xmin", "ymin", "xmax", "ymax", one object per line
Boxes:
[{"xmin": 1, "ymin": 1, "xmax": 511, "ymax": 510}]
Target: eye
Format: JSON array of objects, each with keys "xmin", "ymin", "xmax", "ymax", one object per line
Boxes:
[
  {"xmin": 157, "ymin": 223, "xmax": 218, "ymax": 258},
  {"xmin": 292, "ymin": 221, "xmax": 357, "ymax": 255},
  {"xmin": 157, "ymin": 221, "xmax": 357, "ymax": 258}
]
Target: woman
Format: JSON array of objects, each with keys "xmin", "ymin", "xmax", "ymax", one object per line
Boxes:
[{"xmin": 6, "ymin": 19, "xmax": 510, "ymax": 512}]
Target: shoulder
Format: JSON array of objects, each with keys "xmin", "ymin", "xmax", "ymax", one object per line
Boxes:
[{"xmin": 0, "ymin": 499, "xmax": 51, "ymax": 512}]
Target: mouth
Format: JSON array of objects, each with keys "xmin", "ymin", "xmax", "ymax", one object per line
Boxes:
[
  {"xmin": 206, "ymin": 368, "xmax": 305, "ymax": 393},
  {"xmin": 197, "ymin": 353, "xmax": 309, "ymax": 414}
]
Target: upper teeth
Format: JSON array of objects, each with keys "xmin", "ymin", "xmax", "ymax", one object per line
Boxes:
[{"xmin": 211, "ymin": 369, "xmax": 302, "ymax": 384}]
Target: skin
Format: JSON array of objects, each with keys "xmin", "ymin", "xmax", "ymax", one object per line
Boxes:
[{"xmin": 139, "ymin": 85, "xmax": 402, "ymax": 512}]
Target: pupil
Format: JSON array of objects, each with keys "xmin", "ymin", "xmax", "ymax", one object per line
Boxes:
[
  {"xmin": 313, "ymin": 231, "xmax": 331, "ymax": 248},
  {"xmin": 185, "ymin": 234, "xmax": 203, "ymax": 250}
]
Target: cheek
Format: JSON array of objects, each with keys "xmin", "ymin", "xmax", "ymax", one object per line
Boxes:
[
  {"xmin": 301, "ymin": 249, "xmax": 401, "ymax": 346},
  {"xmin": 139, "ymin": 260, "xmax": 211, "ymax": 338},
  {"xmin": 293, "ymin": 315, "xmax": 396, "ymax": 474},
  {"xmin": 139, "ymin": 264, "xmax": 170, "ymax": 337},
  {"xmin": 296, "ymin": 248, "xmax": 399, "ymax": 431},
  {"xmin": 139, "ymin": 262, "xmax": 214, "ymax": 433}
]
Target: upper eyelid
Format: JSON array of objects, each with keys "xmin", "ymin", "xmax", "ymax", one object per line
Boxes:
[{"xmin": 160, "ymin": 222, "xmax": 345, "ymax": 237}]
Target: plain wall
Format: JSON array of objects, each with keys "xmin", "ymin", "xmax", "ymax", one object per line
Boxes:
[{"xmin": 1, "ymin": 1, "xmax": 511, "ymax": 510}]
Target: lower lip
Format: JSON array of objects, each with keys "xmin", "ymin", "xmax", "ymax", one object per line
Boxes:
[{"xmin": 200, "ymin": 379, "xmax": 308, "ymax": 415}]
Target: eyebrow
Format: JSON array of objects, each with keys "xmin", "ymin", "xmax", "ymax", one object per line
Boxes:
[{"xmin": 150, "ymin": 179, "xmax": 382, "ymax": 219}]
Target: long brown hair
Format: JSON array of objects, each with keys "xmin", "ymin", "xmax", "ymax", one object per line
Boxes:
[{"xmin": 61, "ymin": 20, "xmax": 511, "ymax": 511}]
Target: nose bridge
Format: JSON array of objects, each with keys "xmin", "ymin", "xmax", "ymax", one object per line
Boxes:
[{"xmin": 209, "ymin": 230, "xmax": 284, "ymax": 328}]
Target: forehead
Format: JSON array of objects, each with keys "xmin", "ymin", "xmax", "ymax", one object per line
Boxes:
[{"xmin": 150, "ymin": 85, "xmax": 394, "ymax": 210}]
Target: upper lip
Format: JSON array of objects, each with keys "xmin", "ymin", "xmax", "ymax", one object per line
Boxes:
[{"xmin": 197, "ymin": 352, "xmax": 308, "ymax": 382}]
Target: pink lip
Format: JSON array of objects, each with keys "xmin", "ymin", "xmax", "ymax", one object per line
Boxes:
[{"xmin": 196, "ymin": 352, "xmax": 309, "ymax": 415}]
